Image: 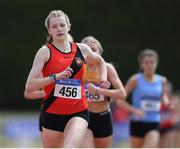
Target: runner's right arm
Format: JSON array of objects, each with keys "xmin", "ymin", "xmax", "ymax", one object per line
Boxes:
[
  {"xmin": 24, "ymin": 90, "xmax": 46, "ymax": 99},
  {"xmin": 25, "ymin": 46, "xmax": 72, "ymax": 96},
  {"xmin": 121, "ymin": 74, "xmax": 144, "ymax": 117},
  {"xmin": 116, "ymin": 100, "xmax": 144, "ymax": 117}
]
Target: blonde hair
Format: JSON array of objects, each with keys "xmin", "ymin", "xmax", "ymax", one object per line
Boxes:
[
  {"xmin": 81, "ymin": 36, "xmax": 104, "ymax": 55},
  {"xmin": 67, "ymin": 33, "xmax": 74, "ymax": 42},
  {"xmin": 138, "ymin": 49, "xmax": 159, "ymax": 64},
  {"xmin": 45, "ymin": 10, "xmax": 71, "ymax": 43}
]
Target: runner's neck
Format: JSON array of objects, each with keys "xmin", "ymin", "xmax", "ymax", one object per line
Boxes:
[{"xmin": 52, "ymin": 40, "xmax": 71, "ymax": 53}]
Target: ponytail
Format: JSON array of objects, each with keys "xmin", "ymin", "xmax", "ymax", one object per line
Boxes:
[{"xmin": 46, "ymin": 34, "xmax": 53, "ymax": 44}]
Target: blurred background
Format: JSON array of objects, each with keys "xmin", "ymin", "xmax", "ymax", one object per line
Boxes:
[{"xmin": 0, "ymin": 0, "xmax": 180, "ymax": 147}]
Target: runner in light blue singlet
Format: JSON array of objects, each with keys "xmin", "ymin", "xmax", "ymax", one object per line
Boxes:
[{"xmin": 131, "ymin": 73, "xmax": 163, "ymax": 122}]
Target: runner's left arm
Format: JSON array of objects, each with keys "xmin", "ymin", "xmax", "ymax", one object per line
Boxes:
[
  {"xmin": 162, "ymin": 77, "xmax": 170, "ymax": 106},
  {"xmin": 87, "ymin": 63, "xmax": 126, "ymax": 99},
  {"xmin": 78, "ymin": 43, "xmax": 108, "ymax": 85}
]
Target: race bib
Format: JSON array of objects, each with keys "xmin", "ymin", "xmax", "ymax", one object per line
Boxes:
[
  {"xmin": 54, "ymin": 79, "xmax": 81, "ymax": 99},
  {"xmin": 141, "ymin": 100, "xmax": 161, "ymax": 112},
  {"xmin": 84, "ymin": 84, "xmax": 105, "ymax": 102}
]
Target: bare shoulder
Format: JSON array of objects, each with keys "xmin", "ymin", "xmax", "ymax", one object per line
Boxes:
[
  {"xmin": 130, "ymin": 74, "xmax": 138, "ymax": 80},
  {"xmin": 76, "ymin": 43, "xmax": 91, "ymax": 52},
  {"xmin": 128, "ymin": 74, "xmax": 138, "ymax": 84},
  {"xmin": 106, "ymin": 63, "xmax": 118, "ymax": 76},
  {"xmin": 106, "ymin": 63, "xmax": 116, "ymax": 71},
  {"xmin": 106, "ymin": 63, "xmax": 121, "ymax": 84},
  {"xmin": 76, "ymin": 43, "xmax": 92, "ymax": 59},
  {"xmin": 160, "ymin": 75, "xmax": 167, "ymax": 84},
  {"xmin": 37, "ymin": 45, "xmax": 50, "ymax": 56},
  {"xmin": 77, "ymin": 43, "xmax": 89, "ymax": 48},
  {"xmin": 35, "ymin": 45, "xmax": 50, "ymax": 62}
]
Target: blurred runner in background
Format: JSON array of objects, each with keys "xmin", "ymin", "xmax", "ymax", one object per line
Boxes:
[
  {"xmin": 159, "ymin": 81, "xmax": 179, "ymax": 147},
  {"xmin": 124, "ymin": 49, "xmax": 170, "ymax": 148},
  {"xmin": 173, "ymin": 91, "xmax": 180, "ymax": 147}
]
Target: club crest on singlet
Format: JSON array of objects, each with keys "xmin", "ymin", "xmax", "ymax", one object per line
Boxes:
[
  {"xmin": 54, "ymin": 79, "xmax": 82, "ymax": 99},
  {"xmin": 75, "ymin": 57, "xmax": 83, "ymax": 67}
]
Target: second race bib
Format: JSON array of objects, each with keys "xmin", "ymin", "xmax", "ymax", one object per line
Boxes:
[
  {"xmin": 84, "ymin": 84, "xmax": 105, "ymax": 102},
  {"xmin": 141, "ymin": 100, "xmax": 161, "ymax": 112}
]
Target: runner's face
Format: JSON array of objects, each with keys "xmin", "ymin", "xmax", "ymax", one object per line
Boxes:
[
  {"xmin": 86, "ymin": 42, "xmax": 101, "ymax": 55},
  {"xmin": 48, "ymin": 16, "xmax": 69, "ymax": 42},
  {"xmin": 141, "ymin": 56, "xmax": 157, "ymax": 75}
]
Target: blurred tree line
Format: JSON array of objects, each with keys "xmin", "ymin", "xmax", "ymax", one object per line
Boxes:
[{"xmin": 0, "ymin": 0, "xmax": 179, "ymax": 110}]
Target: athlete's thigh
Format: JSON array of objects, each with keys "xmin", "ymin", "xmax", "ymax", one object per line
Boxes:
[
  {"xmin": 42, "ymin": 127, "xmax": 64, "ymax": 148},
  {"xmin": 143, "ymin": 130, "xmax": 160, "ymax": 148},
  {"xmin": 80, "ymin": 129, "xmax": 95, "ymax": 148},
  {"xmin": 94, "ymin": 135, "xmax": 112, "ymax": 148},
  {"xmin": 175, "ymin": 130, "xmax": 180, "ymax": 147},
  {"xmin": 161, "ymin": 130, "xmax": 177, "ymax": 147},
  {"xmin": 40, "ymin": 131, "xmax": 46, "ymax": 147},
  {"xmin": 130, "ymin": 136, "xmax": 144, "ymax": 148},
  {"xmin": 63, "ymin": 117, "xmax": 88, "ymax": 148}
]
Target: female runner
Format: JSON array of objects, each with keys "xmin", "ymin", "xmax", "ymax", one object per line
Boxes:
[
  {"xmin": 24, "ymin": 33, "xmax": 74, "ymax": 147},
  {"xmin": 88, "ymin": 49, "xmax": 169, "ymax": 147},
  {"xmin": 124, "ymin": 49, "xmax": 169, "ymax": 148},
  {"xmin": 24, "ymin": 10, "xmax": 109, "ymax": 148},
  {"xmin": 80, "ymin": 36, "xmax": 127, "ymax": 148}
]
